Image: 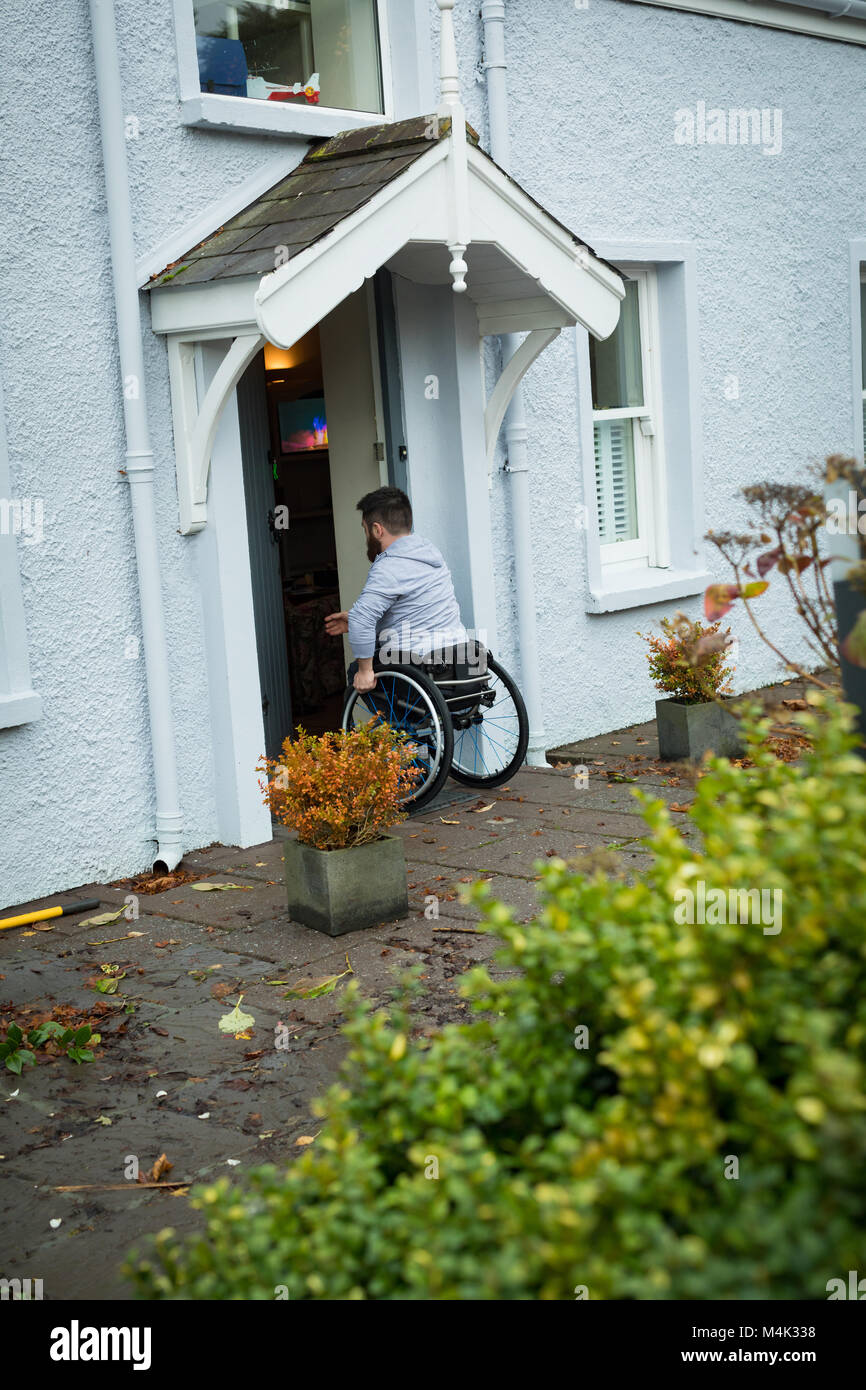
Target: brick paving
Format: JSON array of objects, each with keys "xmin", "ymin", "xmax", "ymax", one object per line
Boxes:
[{"xmin": 4, "ymin": 684, "xmax": 803, "ymax": 1299}]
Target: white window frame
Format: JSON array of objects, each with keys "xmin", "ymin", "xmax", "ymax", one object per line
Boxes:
[
  {"xmin": 577, "ymin": 241, "xmax": 710, "ymax": 614},
  {"xmin": 173, "ymin": 0, "xmax": 395, "ymax": 138},
  {"xmin": 0, "ymin": 371, "xmax": 41, "ymax": 730},
  {"xmin": 592, "ymin": 265, "xmax": 669, "ymax": 575},
  {"xmin": 860, "ymin": 265, "xmax": 866, "ymax": 451}
]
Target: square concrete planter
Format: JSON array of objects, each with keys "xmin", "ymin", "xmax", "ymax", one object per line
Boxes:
[
  {"xmin": 655, "ymin": 697, "xmax": 743, "ymax": 761},
  {"xmin": 284, "ymin": 834, "xmax": 409, "ymax": 936}
]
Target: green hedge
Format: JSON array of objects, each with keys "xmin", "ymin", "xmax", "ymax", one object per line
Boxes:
[{"xmin": 126, "ymin": 697, "xmax": 866, "ymax": 1300}]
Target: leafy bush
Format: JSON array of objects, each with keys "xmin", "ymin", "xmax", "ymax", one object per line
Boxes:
[
  {"xmin": 0, "ymin": 1021, "xmax": 100, "ymax": 1074},
  {"xmin": 258, "ymin": 723, "xmax": 418, "ymax": 850},
  {"xmin": 705, "ymin": 455, "xmax": 866, "ymax": 682},
  {"xmin": 129, "ymin": 697, "xmax": 866, "ymax": 1300},
  {"xmin": 639, "ymin": 613, "xmax": 734, "ymax": 703}
]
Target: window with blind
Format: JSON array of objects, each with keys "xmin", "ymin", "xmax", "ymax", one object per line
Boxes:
[
  {"xmin": 860, "ymin": 277, "xmax": 866, "ymax": 443},
  {"xmin": 588, "ymin": 268, "xmax": 664, "ymax": 570}
]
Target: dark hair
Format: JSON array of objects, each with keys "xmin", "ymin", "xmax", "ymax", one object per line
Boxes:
[{"xmin": 356, "ymin": 486, "xmax": 413, "ymax": 534}]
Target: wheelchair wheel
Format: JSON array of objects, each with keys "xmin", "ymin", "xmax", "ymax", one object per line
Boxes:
[
  {"xmin": 342, "ymin": 663, "xmax": 454, "ymax": 812},
  {"xmin": 448, "ymin": 654, "xmax": 529, "ymax": 788}
]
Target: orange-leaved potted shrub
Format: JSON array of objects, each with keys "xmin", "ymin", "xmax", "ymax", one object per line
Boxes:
[
  {"xmin": 258, "ymin": 723, "xmax": 419, "ymax": 936},
  {"xmin": 638, "ymin": 612, "xmax": 741, "ymax": 760}
]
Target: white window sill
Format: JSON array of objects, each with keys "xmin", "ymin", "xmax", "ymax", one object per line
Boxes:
[
  {"xmin": 587, "ymin": 567, "xmax": 711, "ymax": 614},
  {"xmin": 179, "ymin": 94, "xmax": 387, "ymax": 139},
  {"xmin": 0, "ymin": 689, "xmax": 42, "ymax": 730}
]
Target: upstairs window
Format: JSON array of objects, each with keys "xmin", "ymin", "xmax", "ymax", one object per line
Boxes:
[
  {"xmin": 860, "ymin": 275, "xmax": 866, "ymax": 444},
  {"xmin": 193, "ymin": 0, "xmax": 383, "ymax": 114},
  {"xmin": 589, "ymin": 269, "xmax": 666, "ymax": 571}
]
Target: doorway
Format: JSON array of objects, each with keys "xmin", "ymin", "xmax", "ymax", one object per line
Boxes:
[
  {"xmin": 265, "ymin": 326, "xmax": 346, "ymax": 737},
  {"xmin": 239, "ymin": 287, "xmax": 390, "ymax": 756}
]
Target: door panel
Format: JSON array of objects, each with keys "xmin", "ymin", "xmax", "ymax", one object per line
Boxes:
[
  {"xmin": 238, "ymin": 352, "xmax": 293, "ymax": 758},
  {"xmin": 318, "ymin": 288, "xmax": 384, "ymax": 664}
]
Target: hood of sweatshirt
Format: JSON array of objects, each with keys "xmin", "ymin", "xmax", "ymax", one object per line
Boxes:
[{"xmin": 377, "ymin": 533, "xmax": 446, "ymax": 569}]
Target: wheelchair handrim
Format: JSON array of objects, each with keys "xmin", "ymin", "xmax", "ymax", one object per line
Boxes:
[
  {"xmin": 450, "ymin": 667, "xmax": 523, "ymax": 780},
  {"xmin": 342, "ymin": 670, "xmax": 448, "ymax": 804}
]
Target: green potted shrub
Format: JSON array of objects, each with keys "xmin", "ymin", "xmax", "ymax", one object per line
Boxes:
[
  {"xmin": 259, "ymin": 724, "xmax": 418, "ymax": 936},
  {"xmin": 126, "ymin": 697, "xmax": 866, "ymax": 1300},
  {"xmin": 639, "ymin": 612, "xmax": 740, "ymax": 760}
]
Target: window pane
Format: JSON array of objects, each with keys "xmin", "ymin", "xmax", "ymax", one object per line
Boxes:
[
  {"xmin": 589, "ymin": 278, "xmax": 644, "ymax": 411},
  {"xmin": 594, "ymin": 419, "xmax": 638, "ymax": 544},
  {"xmin": 861, "ymin": 280, "xmax": 866, "ymax": 390},
  {"xmin": 194, "ymin": 0, "xmax": 383, "ymax": 113}
]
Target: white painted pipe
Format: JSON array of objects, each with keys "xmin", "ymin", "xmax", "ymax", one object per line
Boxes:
[
  {"xmin": 88, "ymin": 0, "xmax": 184, "ymax": 871},
  {"xmin": 480, "ymin": 0, "xmax": 548, "ymax": 766}
]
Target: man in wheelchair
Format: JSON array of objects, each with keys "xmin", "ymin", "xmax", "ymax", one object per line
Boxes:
[
  {"xmin": 323, "ymin": 486, "xmax": 480, "ymax": 688},
  {"xmin": 325, "ymin": 488, "xmax": 526, "ymax": 808}
]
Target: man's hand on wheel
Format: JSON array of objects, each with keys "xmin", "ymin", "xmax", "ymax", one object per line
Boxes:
[
  {"xmin": 353, "ymin": 666, "xmax": 377, "ymax": 693},
  {"xmin": 324, "ymin": 610, "xmax": 349, "ymax": 636}
]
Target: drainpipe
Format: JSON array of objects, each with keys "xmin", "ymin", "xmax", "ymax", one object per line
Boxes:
[
  {"xmin": 88, "ymin": 0, "xmax": 184, "ymax": 871},
  {"xmin": 480, "ymin": 0, "xmax": 547, "ymax": 766}
]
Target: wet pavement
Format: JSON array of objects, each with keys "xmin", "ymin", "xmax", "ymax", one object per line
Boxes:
[{"xmin": 0, "ymin": 720, "xmax": 714, "ymax": 1301}]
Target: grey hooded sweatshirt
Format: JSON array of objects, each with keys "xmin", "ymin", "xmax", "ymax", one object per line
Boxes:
[{"xmin": 347, "ymin": 533, "xmax": 468, "ymax": 661}]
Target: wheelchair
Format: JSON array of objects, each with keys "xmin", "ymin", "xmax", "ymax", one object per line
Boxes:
[{"xmin": 342, "ymin": 641, "xmax": 529, "ymax": 812}]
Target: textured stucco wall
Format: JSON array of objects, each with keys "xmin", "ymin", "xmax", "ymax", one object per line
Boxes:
[
  {"xmin": 0, "ymin": 0, "xmax": 311, "ymax": 909},
  {"xmin": 429, "ymin": 0, "xmax": 865, "ymax": 749},
  {"xmin": 2, "ymin": 0, "xmax": 863, "ymax": 908}
]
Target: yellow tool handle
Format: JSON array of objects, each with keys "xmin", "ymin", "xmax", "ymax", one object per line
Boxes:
[
  {"xmin": 0, "ymin": 905, "xmax": 64, "ymax": 930},
  {"xmin": 0, "ymin": 899, "xmax": 100, "ymax": 931}
]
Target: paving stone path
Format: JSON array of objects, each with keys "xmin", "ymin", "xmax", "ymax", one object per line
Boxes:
[{"xmin": 5, "ymin": 684, "xmax": 803, "ymax": 1298}]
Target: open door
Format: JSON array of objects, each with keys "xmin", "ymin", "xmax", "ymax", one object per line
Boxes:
[
  {"xmin": 238, "ymin": 351, "xmax": 293, "ymax": 758},
  {"xmin": 240, "ymin": 286, "xmax": 386, "ymax": 747}
]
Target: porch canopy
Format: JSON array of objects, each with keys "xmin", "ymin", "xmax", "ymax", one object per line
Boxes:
[{"xmin": 146, "ymin": 110, "xmax": 624, "ymax": 533}]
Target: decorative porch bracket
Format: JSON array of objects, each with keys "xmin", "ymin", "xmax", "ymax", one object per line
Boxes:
[
  {"xmin": 484, "ymin": 327, "xmax": 561, "ymax": 475},
  {"xmin": 167, "ymin": 331, "xmax": 265, "ymax": 534}
]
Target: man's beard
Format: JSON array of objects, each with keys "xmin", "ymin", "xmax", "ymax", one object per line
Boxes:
[{"xmin": 366, "ymin": 535, "xmax": 382, "ymax": 562}]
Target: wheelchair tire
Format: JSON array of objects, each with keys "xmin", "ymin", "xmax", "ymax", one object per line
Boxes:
[
  {"xmin": 342, "ymin": 663, "xmax": 455, "ymax": 813},
  {"xmin": 448, "ymin": 654, "xmax": 529, "ymax": 788}
]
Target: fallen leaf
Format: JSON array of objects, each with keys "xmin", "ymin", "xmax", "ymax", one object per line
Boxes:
[
  {"xmin": 669, "ymin": 803, "xmax": 690, "ymax": 813},
  {"xmin": 79, "ymin": 908, "xmax": 126, "ymax": 928},
  {"xmin": 93, "ymin": 1116, "xmax": 113, "ymax": 1126},
  {"xmin": 472, "ymin": 803, "xmax": 495, "ymax": 814},
  {"xmin": 439, "ymin": 818, "xmax": 461, "ymax": 825},
  {"xmin": 140, "ymin": 1153, "xmax": 173, "ymax": 1184},
  {"xmin": 191, "ymin": 882, "xmax": 249, "ymax": 893},
  {"xmin": 283, "ymin": 968, "xmax": 352, "ymax": 1001},
  {"xmin": 295, "ymin": 1135, "xmax": 316, "ymax": 1146},
  {"xmin": 218, "ymin": 996, "xmax": 255, "ymax": 1034}
]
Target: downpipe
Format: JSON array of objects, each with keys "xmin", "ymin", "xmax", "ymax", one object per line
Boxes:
[
  {"xmin": 481, "ymin": 0, "xmax": 547, "ymax": 766},
  {"xmin": 88, "ymin": 0, "xmax": 183, "ymax": 871}
]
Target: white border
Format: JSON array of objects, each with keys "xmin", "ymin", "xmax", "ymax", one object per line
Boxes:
[
  {"xmin": 172, "ymin": 0, "xmax": 394, "ymax": 137},
  {"xmin": 578, "ymin": 240, "xmax": 708, "ymax": 614},
  {"xmin": 0, "ymin": 369, "xmax": 42, "ymax": 729},
  {"xmin": 624, "ymin": 0, "xmax": 866, "ymax": 45}
]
